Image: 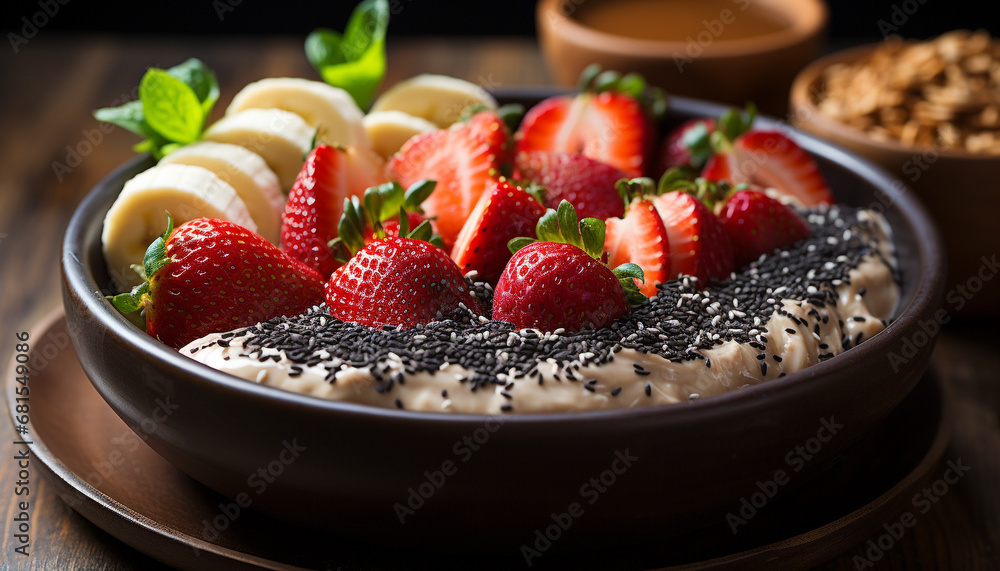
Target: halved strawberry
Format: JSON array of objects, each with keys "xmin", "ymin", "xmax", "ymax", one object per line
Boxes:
[
  {"xmin": 514, "ymin": 67, "xmax": 664, "ymax": 177},
  {"xmin": 385, "ymin": 110, "xmax": 509, "ymax": 248},
  {"xmin": 513, "ymin": 151, "xmax": 626, "ymax": 220},
  {"xmin": 281, "ymin": 144, "xmax": 386, "ymax": 279},
  {"xmin": 451, "ymin": 179, "xmax": 547, "ymax": 285},
  {"xmin": 652, "ymin": 190, "xmax": 735, "ymax": 285},
  {"xmin": 604, "ymin": 180, "xmax": 671, "ymax": 297},
  {"xmin": 720, "ymin": 189, "xmax": 812, "ymax": 266},
  {"xmin": 704, "ymin": 130, "xmax": 834, "ymax": 207}
]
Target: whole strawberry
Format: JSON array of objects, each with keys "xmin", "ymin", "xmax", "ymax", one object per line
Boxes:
[
  {"xmin": 112, "ymin": 215, "xmax": 325, "ymax": 349},
  {"xmin": 282, "ymin": 144, "xmax": 386, "ymax": 279},
  {"xmin": 492, "ymin": 201, "xmax": 645, "ymax": 332},
  {"xmin": 326, "ymin": 231, "xmax": 482, "ymax": 330},
  {"xmin": 720, "ymin": 189, "xmax": 812, "ymax": 266}
]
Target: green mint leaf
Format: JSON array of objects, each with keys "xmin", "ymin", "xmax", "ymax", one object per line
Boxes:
[
  {"xmin": 140, "ymin": 69, "xmax": 204, "ymax": 144},
  {"xmin": 306, "ymin": 28, "xmax": 346, "ymax": 68},
  {"xmin": 166, "ymin": 58, "xmax": 220, "ymax": 117},
  {"xmin": 94, "ymin": 100, "xmax": 152, "ymax": 138},
  {"xmin": 308, "ymin": 0, "xmax": 389, "ymax": 109}
]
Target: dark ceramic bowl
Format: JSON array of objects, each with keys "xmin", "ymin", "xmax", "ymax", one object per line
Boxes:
[{"xmin": 62, "ymin": 89, "xmax": 945, "ymax": 553}]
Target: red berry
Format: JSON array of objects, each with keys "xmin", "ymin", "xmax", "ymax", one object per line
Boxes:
[
  {"xmin": 515, "ymin": 91, "xmax": 651, "ymax": 177},
  {"xmin": 115, "ymin": 217, "xmax": 326, "ymax": 349},
  {"xmin": 703, "ymin": 130, "xmax": 833, "ymax": 207},
  {"xmin": 604, "ymin": 199, "xmax": 671, "ymax": 297},
  {"xmin": 513, "ymin": 151, "xmax": 626, "ymax": 220},
  {"xmin": 281, "ymin": 144, "xmax": 385, "ymax": 279},
  {"xmin": 385, "ymin": 111, "xmax": 509, "ymax": 248},
  {"xmin": 451, "ymin": 179, "xmax": 547, "ymax": 285},
  {"xmin": 652, "ymin": 191, "xmax": 735, "ymax": 284},
  {"xmin": 719, "ymin": 189, "xmax": 812, "ymax": 266},
  {"xmin": 326, "ymin": 237, "xmax": 482, "ymax": 329},
  {"xmin": 658, "ymin": 117, "xmax": 715, "ymax": 173},
  {"xmin": 492, "ymin": 242, "xmax": 629, "ymax": 332}
]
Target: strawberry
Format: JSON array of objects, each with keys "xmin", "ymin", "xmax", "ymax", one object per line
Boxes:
[
  {"xmin": 657, "ymin": 117, "xmax": 715, "ymax": 174},
  {"xmin": 326, "ymin": 236, "xmax": 482, "ymax": 330},
  {"xmin": 514, "ymin": 67, "xmax": 664, "ymax": 177},
  {"xmin": 513, "ymin": 151, "xmax": 626, "ymax": 220},
  {"xmin": 111, "ymin": 215, "xmax": 325, "ymax": 349},
  {"xmin": 604, "ymin": 179, "xmax": 671, "ymax": 297},
  {"xmin": 451, "ymin": 178, "xmax": 547, "ymax": 285},
  {"xmin": 720, "ymin": 189, "xmax": 812, "ymax": 266},
  {"xmin": 492, "ymin": 200, "xmax": 645, "ymax": 332},
  {"xmin": 385, "ymin": 110, "xmax": 509, "ymax": 248},
  {"xmin": 651, "ymin": 173, "xmax": 736, "ymax": 285},
  {"xmin": 281, "ymin": 144, "xmax": 386, "ymax": 279},
  {"xmin": 703, "ymin": 130, "xmax": 834, "ymax": 207}
]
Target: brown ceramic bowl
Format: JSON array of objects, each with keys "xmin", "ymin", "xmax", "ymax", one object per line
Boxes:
[
  {"xmin": 61, "ymin": 89, "xmax": 944, "ymax": 554},
  {"xmin": 537, "ymin": 0, "xmax": 827, "ymax": 114},
  {"xmin": 790, "ymin": 44, "xmax": 1000, "ymax": 317}
]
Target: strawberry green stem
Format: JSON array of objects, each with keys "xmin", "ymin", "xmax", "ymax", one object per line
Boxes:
[{"xmin": 109, "ymin": 211, "xmax": 174, "ymax": 314}]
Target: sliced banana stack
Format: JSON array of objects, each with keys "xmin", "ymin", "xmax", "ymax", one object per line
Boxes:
[
  {"xmin": 369, "ymin": 74, "xmax": 498, "ymax": 128},
  {"xmin": 102, "ymin": 163, "xmax": 256, "ymax": 290},
  {"xmin": 202, "ymin": 108, "xmax": 312, "ymax": 191},
  {"xmin": 160, "ymin": 142, "xmax": 284, "ymax": 245},
  {"xmin": 362, "ymin": 111, "xmax": 438, "ymax": 159},
  {"xmin": 226, "ymin": 77, "xmax": 370, "ymax": 149}
]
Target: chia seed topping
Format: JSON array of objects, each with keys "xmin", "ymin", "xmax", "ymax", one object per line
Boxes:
[{"xmin": 191, "ymin": 205, "xmax": 893, "ymax": 399}]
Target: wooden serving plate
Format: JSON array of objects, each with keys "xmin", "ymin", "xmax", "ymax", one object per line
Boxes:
[{"xmin": 6, "ymin": 312, "xmax": 954, "ymax": 570}]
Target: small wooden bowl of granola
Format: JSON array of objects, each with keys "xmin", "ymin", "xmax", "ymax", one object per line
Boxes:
[{"xmin": 791, "ymin": 30, "xmax": 1000, "ymax": 316}]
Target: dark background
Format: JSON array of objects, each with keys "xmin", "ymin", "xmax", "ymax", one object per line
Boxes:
[{"xmin": 2, "ymin": 0, "xmax": 998, "ymax": 42}]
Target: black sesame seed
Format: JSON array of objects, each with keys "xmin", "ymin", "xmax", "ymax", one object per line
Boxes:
[
  {"xmin": 644, "ymin": 383, "xmax": 652, "ymax": 397},
  {"xmin": 786, "ymin": 328, "xmax": 797, "ymax": 334},
  {"xmin": 611, "ymin": 387, "xmax": 622, "ymax": 397},
  {"xmin": 760, "ymin": 362, "xmax": 767, "ymax": 376},
  {"xmin": 395, "ymin": 399, "xmax": 403, "ymax": 409}
]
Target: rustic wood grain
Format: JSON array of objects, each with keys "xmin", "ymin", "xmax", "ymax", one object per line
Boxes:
[{"xmin": 1, "ymin": 35, "xmax": 997, "ymax": 570}]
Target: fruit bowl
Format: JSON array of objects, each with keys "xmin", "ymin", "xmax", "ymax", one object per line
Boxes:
[{"xmin": 61, "ymin": 88, "xmax": 945, "ymax": 552}]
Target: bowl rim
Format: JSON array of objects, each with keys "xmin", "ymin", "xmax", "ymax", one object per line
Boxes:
[
  {"xmin": 62, "ymin": 90, "xmax": 945, "ymax": 426},
  {"xmin": 790, "ymin": 42, "xmax": 1000, "ymax": 161},
  {"xmin": 537, "ymin": 0, "xmax": 828, "ymax": 59}
]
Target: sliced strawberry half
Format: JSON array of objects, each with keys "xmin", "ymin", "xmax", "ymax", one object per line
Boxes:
[
  {"xmin": 704, "ymin": 130, "xmax": 834, "ymax": 207},
  {"xmin": 515, "ymin": 91, "xmax": 650, "ymax": 177},
  {"xmin": 513, "ymin": 151, "xmax": 626, "ymax": 220},
  {"xmin": 652, "ymin": 190, "xmax": 735, "ymax": 285},
  {"xmin": 720, "ymin": 189, "xmax": 812, "ymax": 266},
  {"xmin": 281, "ymin": 144, "xmax": 386, "ymax": 279},
  {"xmin": 604, "ymin": 181, "xmax": 671, "ymax": 297},
  {"xmin": 385, "ymin": 110, "xmax": 509, "ymax": 248},
  {"xmin": 451, "ymin": 179, "xmax": 547, "ymax": 285}
]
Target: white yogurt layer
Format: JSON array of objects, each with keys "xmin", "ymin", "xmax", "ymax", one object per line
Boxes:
[{"xmin": 181, "ymin": 210, "xmax": 898, "ymax": 414}]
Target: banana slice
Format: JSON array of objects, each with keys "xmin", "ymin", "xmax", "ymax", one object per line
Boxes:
[
  {"xmin": 161, "ymin": 142, "xmax": 284, "ymax": 245},
  {"xmin": 202, "ymin": 108, "xmax": 312, "ymax": 191},
  {"xmin": 362, "ymin": 111, "xmax": 438, "ymax": 159},
  {"xmin": 226, "ymin": 77, "xmax": 370, "ymax": 149},
  {"xmin": 370, "ymin": 74, "xmax": 498, "ymax": 128},
  {"xmin": 102, "ymin": 163, "xmax": 256, "ymax": 290}
]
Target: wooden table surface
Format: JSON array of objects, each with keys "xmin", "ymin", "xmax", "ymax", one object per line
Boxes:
[{"xmin": 0, "ymin": 36, "xmax": 998, "ymax": 571}]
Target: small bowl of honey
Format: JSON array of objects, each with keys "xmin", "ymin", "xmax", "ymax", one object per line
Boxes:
[{"xmin": 537, "ymin": 0, "xmax": 827, "ymax": 114}]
